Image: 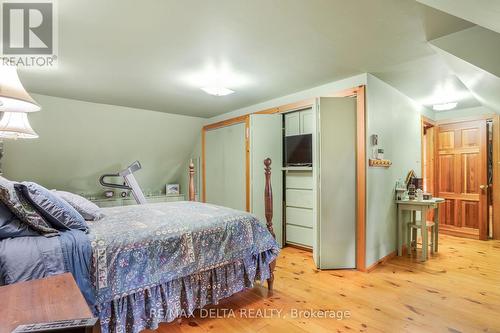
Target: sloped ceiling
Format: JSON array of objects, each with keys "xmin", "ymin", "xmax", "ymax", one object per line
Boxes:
[
  {"xmin": 18, "ymin": 0, "xmax": 480, "ymax": 117},
  {"xmin": 416, "ymin": 0, "xmax": 500, "ymax": 34},
  {"xmin": 431, "ymin": 26, "xmax": 500, "ymax": 78},
  {"xmin": 434, "ymin": 48, "xmax": 500, "ymax": 113},
  {"xmin": 373, "ymin": 54, "xmax": 481, "ymax": 110},
  {"xmin": 429, "ymin": 26, "xmax": 500, "ymax": 112}
]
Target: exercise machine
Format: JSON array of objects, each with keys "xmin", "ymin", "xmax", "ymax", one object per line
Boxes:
[{"xmin": 99, "ymin": 161, "xmax": 147, "ymax": 204}]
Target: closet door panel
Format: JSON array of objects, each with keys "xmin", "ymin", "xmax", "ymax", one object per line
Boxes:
[
  {"xmin": 250, "ymin": 114, "xmax": 283, "ymax": 245},
  {"xmin": 318, "ymin": 97, "xmax": 357, "ymax": 269},
  {"xmin": 284, "ymin": 112, "xmax": 300, "ymax": 136},
  {"xmin": 300, "ymin": 108, "xmax": 314, "ymax": 134},
  {"xmin": 205, "ymin": 123, "xmax": 246, "ymax": 211}
]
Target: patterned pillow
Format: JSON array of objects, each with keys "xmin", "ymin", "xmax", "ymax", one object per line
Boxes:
[
  {"xmin": 17, "ymin": 182, "xmax": 88, "ymax": 232},
  {"xmin": 54, "ymin": 191, "xmax": 104, "ymax": 221},
  {"xmin": 0, "ymin": 177, "xmax": 58, "ymax": 236}
]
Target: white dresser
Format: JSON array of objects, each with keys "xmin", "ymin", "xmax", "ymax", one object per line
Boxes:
[
  {"xmin": 91, "ymin": 194, "xmax": 185, "ymax": 208},
  {"xmin": 284, "ymin": 169, "xmax": 313, "ymax": 248}
]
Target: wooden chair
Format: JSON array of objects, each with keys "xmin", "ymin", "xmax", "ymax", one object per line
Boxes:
[{"xmin": 407, "ymin": 218, "xmax": 436, "ymax": 259}]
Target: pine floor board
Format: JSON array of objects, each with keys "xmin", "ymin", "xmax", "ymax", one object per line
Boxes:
[{"xmin": 148, "ymin": 235, "xmax": 500, "ymax": 333}]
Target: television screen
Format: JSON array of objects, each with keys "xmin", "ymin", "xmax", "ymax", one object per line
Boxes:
[{"xmin": 285, "ymin": 134, "xmax": 312, "ymax": 166}]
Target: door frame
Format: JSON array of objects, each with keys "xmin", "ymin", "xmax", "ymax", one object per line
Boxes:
[
  {"xmin": 420, "ymin": 115, "xmax": 436, "ymax": 186},
  {"xmin": 202, "ymin": 85, "xmax": 367, "ymax": 271},
  {"xmin": 423, "ymin": 114, "xmax": 500, "ymax": 240}
]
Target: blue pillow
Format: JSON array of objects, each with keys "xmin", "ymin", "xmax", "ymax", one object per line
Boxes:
[
  {"xmin": 0, "ymin": 201, "xmax": 39, "ymax": 239},
  {"xmin": 16, "ymin": 182, "xmax": 88, "ymax": 232},
  {"xmin": 0, "ymin": 176, "xmax": 58, "ymax": 236}
]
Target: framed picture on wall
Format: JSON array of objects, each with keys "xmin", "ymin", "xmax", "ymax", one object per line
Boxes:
[{"xmin": 166, "ymin": 184, "xmax": 180, "ymax": 195}]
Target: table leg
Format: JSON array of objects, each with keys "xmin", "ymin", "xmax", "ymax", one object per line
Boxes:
[
  {"xmin": 421, "ymin": 207, "xmax": 428, "ymax": 261},
  {"xmin": 397, "ymin": 205, "xmax": 403, "ymax": 256},
  {"xmin": 434, "ymin": 204, "xmax": 439, "ymax": 252}
]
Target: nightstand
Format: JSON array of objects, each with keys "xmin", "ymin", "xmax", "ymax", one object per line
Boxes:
[{"xmin": 0, "ymin": 273, "xmax": 98, "ymax": 333}]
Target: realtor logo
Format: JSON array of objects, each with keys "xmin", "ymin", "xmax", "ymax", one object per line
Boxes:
[{"xmin": 1, "ymin": 0, "xmax": 57, "ymax": 67}]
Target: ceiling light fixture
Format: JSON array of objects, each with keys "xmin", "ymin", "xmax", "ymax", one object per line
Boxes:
[
  {"xmin": 432, "ymin": 102, "xmax": 458, "ymax": 111},
  {"xmin": 201, "ymin": 86, "xmax": 235, "ymax": 96}
]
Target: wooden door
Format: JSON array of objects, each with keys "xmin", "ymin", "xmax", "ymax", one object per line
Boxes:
[{"xmin": 436, "ymin": 120, "xmax": 488, "ymax": 240}]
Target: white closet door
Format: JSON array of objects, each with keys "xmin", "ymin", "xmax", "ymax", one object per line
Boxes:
[
  {"xmin": 317, "ymin": 97, "xmax": 357, "ymax": 269},
  {"xmin": 250, "ymin": 114, "xmax": 283, "ymax": 246},
  {"xmin": 205, "ymin": 122, "xmax": 247, "ymax": 211}
]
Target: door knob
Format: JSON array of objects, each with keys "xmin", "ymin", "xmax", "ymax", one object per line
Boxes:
[{"xmin": 479, "ymin": 185, "xmax": 488, "ymax": 190}]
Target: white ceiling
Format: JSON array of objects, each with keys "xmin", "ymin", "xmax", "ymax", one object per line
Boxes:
[
  {"xmin": 373, "ymin": 54, "xmax": 481, "ymax": 110},
  {"xmin": 18, "ymin": 0, "xmax": 487, "ymax": 117},
  {"xmin": 416, "ymin": 0, "xmax": 500, "ymax": 34},
  {"xmin": 429, "ymin": 26, "xmax": 500, "ymax": 113}
]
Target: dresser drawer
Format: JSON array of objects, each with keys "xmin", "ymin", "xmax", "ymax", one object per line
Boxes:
[
  {"xmin": 93, "ymin": 200, "xmax": 121, "ymax": 208},
  {"xmin": 286, "ymin": 206, "xmax": 313, "ymax": 228},
  {"xmin": 147, "ymin": 195, "xmax": 185, "ymax": 203},
  {"xmin": 286, "ymin": 171, "xmax": 313, "ymax": 189},
  {"xmin": 286, "ymin": 189, "xmax": 313, "ymax": 209},
  {"xmin": 286, "ymin": 224, "xmax": 312, "ymax": 247}
]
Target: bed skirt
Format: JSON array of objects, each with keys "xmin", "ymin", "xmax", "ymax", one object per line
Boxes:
[{"xmin": 95, "ymin": 249, "xmax": 277, "ymax": 333}]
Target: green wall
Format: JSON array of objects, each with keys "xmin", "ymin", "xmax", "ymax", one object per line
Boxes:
[
  {"xmin": 3, "ymin": 94, "xmax": 204, "ymax": 197},
  {"xmin": 365, "ymin": 74, "xmax": 429, "ymax": 267},
  {"xmin": 206, "ymin": 73, "xmax": 431, "ymax": 268}
]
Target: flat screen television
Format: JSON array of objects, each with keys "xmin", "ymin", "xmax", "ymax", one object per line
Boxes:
[{"xmin": 284, "ymin": 134, "xmax": 312, "ymax": 166}]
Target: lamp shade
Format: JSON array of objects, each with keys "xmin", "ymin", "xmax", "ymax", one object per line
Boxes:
[
  {"xmin": 0, "ymin": 112, "xmax": 39, "ymax": 139},
  {"xmin": 0, "ymin": 65, "xmax": 40, "ymax": 113}
]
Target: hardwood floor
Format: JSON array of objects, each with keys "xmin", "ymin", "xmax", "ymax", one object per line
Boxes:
[{"xmin": 150, "ymin": 235, "xmax": 500, "ymax": 333}]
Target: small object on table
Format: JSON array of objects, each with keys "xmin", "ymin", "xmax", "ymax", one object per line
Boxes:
[
  {"xmin": 411, "ymin": 177, "xmax": 423, "ymax": 190},
  {"xmin": 423, "ymin": 193, "xmax": 432, "ymax": 200},
  {"xmin": 104, "ymin": 190, "xmax": 114, "ymax": 198},
  {"xmin": 395, "ymin": 188, "xmax": 406, "ymax": 201},
  {"xmin": 166, "ymin": 184, "xmax": 180, "ymax": 195},
  {"xmin": 405, "ymin": 170, "xmax": 415, "ymax": 187},
  {"xmin": 408, "ymin": 184, "xmax": 416, "ymax": 200},
  {"xmin": 416, "ymin": 189, "xmax": 424, "ymax": 201},
  {"xmin": 395, "ymin": 178, "xmax": 407, "ymax": 200}
]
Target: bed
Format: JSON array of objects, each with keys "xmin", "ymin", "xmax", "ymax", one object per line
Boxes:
[{"xmin": 0, "ymin": 158, "xmax": 279, "ymax": 333}]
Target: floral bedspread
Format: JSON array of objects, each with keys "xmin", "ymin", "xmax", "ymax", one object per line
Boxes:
[{"xmin": 88, "ymin": 201, "xmax": 279, "ymax": 305}]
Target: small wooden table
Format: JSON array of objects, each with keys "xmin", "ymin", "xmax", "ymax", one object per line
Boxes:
[
  {"xmin": 396, "ymin": 198, "xmax": 444, "ymax": 261},
  {"xmin": 0, "ymin": 273, "xmax": 96, "ymax": 333}
]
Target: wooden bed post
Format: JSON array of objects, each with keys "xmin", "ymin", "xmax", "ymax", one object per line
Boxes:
[
  {"xmin": 188, "ymin": 160, "xmax": 195, "ymax": 201},
  {"xmin": 264, "ymin": 158, "xmax": 276, "ymax": 291}
]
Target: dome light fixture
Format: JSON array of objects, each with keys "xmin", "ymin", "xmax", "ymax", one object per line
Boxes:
[
  {"xmin": 432, "ymin": 102, "xmax": 458, "ymax": 111},
  {"xmin": 201, "ymin": 86, "xmax": 235, "ymax": 96}
]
